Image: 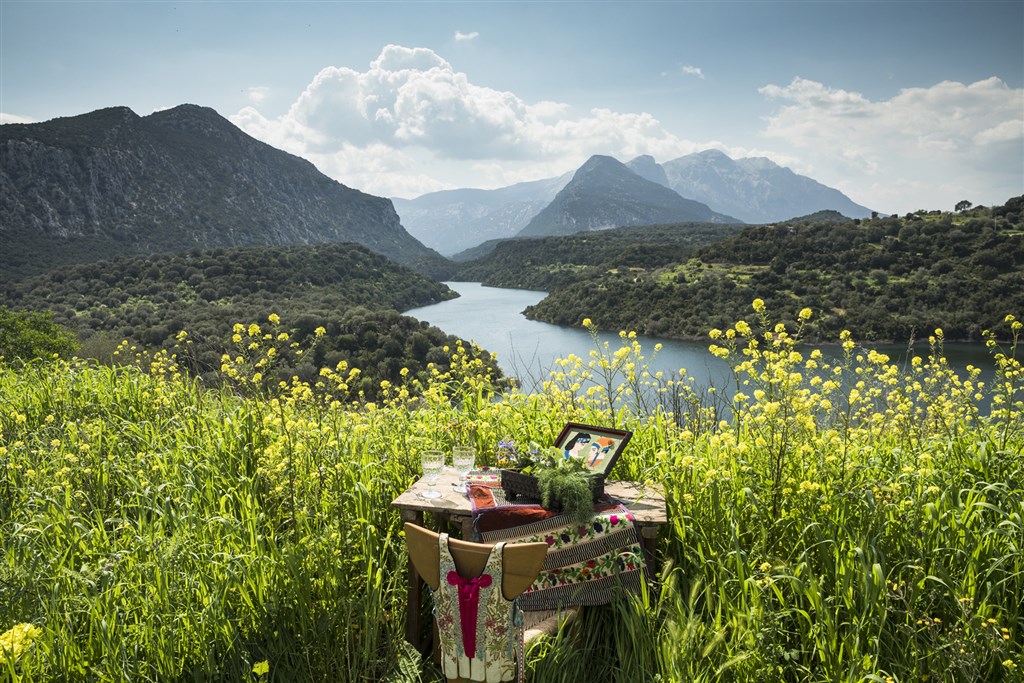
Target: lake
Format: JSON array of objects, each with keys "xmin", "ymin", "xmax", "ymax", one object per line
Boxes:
[
  {"xmin": 404, "ymin": 282, "xmax": 732, "ymax": 393},
  {"xmin": 404, "ymin": 282, "xmax": 998, "ymax": 396}
]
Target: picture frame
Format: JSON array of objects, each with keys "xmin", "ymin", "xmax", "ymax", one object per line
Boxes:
[{"xmin": 553, "ymin": 422, "xmax": 632, "ymax": 476}]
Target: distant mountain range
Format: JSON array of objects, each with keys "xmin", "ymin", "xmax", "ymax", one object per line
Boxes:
[
  {"xmin": 0, "ymin": 103, "xmax": 876, "ymax": 280},
  {"xmin": 391, "ymin": 173, "xmax": 569, "ymax": 258},
  {"xmin": 654, "ymin": 150, "xmax": 873, "ymax": 224},
  {"xmin": 517, "ymin": 155, "xmax": 739, "ymax": 237},
  {"xmin": 0, "ymin": 104, "xmax": 444, "ymax": 280},
  {"xmin": 395, "ymin": 151, "xmax": 874, "ymax": 256}
]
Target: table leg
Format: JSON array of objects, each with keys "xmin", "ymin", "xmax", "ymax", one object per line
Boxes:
[
  {"xmin": 639, "ymin": 524, "xmax": 660, "ymax": 572},
  {"xmin": 458, "ymin": 514, "xmax": 475, "ymax": 542},
  {"xmin": 400, "ymin": 509, "xmax": 426, "ymax": 649}
]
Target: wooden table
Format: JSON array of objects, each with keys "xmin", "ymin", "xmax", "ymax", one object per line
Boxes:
[{"xmin": 391, "ymin": 469, "xmax": 668, "ymax": 648}]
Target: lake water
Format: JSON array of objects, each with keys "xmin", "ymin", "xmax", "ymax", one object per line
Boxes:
[
  {"xmin": 404, "ymin": 282, "xmax": 998, "ymax": 396},
  {"xmin": 405, "ymin": 282, "xmax": 731, "ymax": 392}
]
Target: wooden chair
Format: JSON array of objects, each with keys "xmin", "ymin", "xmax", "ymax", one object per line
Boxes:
[{"xmin": 403, "ymin": 523, "xmax": 582, "ymax": 681}]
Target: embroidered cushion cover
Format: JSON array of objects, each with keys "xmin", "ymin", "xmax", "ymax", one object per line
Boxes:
[{"xmin": 432, "ymin": 533, "xmax": 522, "ymax": 682}]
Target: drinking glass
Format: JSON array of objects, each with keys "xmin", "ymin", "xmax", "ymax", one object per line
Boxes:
[
  {"xmin": 419, "ymin": 449, "xmax": 445, "ymax": 499},
  {"xmin": 452, "ymin": 446, "xmax": 477, "ymax": 493}
]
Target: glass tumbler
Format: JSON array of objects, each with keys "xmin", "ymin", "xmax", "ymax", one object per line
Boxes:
[
  {"xmin": 452, "ymin": 446, "xmax": 477, "ymax": 493},
  {"xmin": 419, "ymin": 449, "xmax": 445, "ymax": 499}
]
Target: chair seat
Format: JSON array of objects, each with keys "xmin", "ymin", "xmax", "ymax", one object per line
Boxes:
[{"xmin": 522, "ymin": 606, "xmax": 583, "ymax": 645}]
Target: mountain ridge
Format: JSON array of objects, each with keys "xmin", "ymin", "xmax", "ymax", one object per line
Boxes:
[
  {"xmin": 660, "ymin": 149, "xmax": 873, "ymax": 223},
  {"xmin": 393, "ymin": 150, "xmax": 874, "ymax": 255},
  {"xmin": 517, "ymin": 155, "xmax": 740, "ymax": 238},
  {"xmin": 0, "ymin": 104, "xmax": 445, "ymax": 279},
  {"xmin": 392, "ymin": 173, "xmax": 570, "ymax": 255}
]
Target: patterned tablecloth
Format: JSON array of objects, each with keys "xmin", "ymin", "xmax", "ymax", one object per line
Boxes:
[{"xmin": 466, "ymin": 476, "xmax": 648, "ymax": 611}]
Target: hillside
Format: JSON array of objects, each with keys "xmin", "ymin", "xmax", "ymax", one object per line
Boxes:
[
  {"xmin": 0, "ymin": 105, "xmax": 447, "ymax": 280},
  {"xmin": 522, "ymin": 198, "xmax": 1024, "ymax": 341},
  {"xmin": 0, "ymin": 242, "xmax": 486, "ymax": 398},
  {"xmin": 517, "ymin": 155, "xmax": 739, "ymax": 238},
  {"xmin": 455, "ymin": 222, "xmax": 746, "ymax": 292}
]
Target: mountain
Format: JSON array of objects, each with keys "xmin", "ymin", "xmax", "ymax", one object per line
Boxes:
[
  {"xmin": 658, "ymin": 150, "xmax": 873, "ymax": 223},
  {"xmin": 516, "ymin": 155, "xmax": 740, "ymax": 238},
  {"xmin": 624, "ymin": 154, "xmax": 670, "ymax": 187},
  {"xmin": 391, "ymin": 173, "xmax": 570, "ymax": 256},
  {"xmin": 0, "ymin": 104, "xmax": 445, "ymax": 280},
  {"xmin": 392, "ymin": 151, "xmax": 870, "ymax": 255}
]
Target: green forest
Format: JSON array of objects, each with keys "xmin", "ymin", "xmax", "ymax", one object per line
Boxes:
[
  {"xmin": 0, "ymin": 242, "xmax": 498, "ymax": 400},
  {"xmin": 455, "ymin": 221, "xmax": 745, "ymax": 292},
  {"xmin": 461, "ymin": 198, "xmax": 1024, "ymax": 342}
]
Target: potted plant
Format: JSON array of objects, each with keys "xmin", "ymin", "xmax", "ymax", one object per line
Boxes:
[{"xmin": 496, "ymin": 440, "xmax": 603, "ymax": 522}]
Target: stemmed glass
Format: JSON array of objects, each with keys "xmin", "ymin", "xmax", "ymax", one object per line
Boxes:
[
  {"xmin": 452, "ymin": 446, "xmax": 477, "ymax": 494},
  {"xmin": 419, "ymin": 449, "xmax": 445, "ymax": 499}
]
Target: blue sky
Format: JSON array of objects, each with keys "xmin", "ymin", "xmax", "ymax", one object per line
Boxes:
[{"xmin": 2, "ymin": 1, "xmax": 1022, "ymax": 214}]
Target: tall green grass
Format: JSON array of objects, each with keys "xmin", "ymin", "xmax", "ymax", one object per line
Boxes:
[{"xmin": 1, "ymin": 309, "xmax": 1021, "ymax": 682}]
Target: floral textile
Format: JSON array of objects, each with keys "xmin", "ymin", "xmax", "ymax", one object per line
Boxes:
[{"xmin": 432, "ymin": 533, "xmax": 522, "ymax": 682}]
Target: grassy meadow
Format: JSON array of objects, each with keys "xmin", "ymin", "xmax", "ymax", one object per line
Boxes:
[{"xmin": 1, "ymin": 306, "xmax": 1022, "ymax": 682}]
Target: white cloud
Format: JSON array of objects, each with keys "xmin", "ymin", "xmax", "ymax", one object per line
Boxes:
[
  {"xmin": 230, "ymin": 44, "xmax": 714, "ymax": 196},
  {"xmin": 226, "ymin": 45, "xmax": 1023, "ymax": 212},
  {"xmin": 759, "ymin": 76, "xmax": 1023, "ymax": 212},
  {"xmin": 1, "ymin": 112, "xmax": 35, "ymax": 124},
  {"xmin": 245, "ymin": 86, "xmax": 271, "ymax": 104},
  {"xmin": 681, "ymin": 65, "xmax": 705, "ymax": 80},
  {"xmin": 454, "ymin": 30, "xmax": 479, "ymax": 42}
]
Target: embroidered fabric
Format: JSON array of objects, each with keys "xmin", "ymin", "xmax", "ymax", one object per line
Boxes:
[{"xmin": 433, "ymin": 533, "xmax": 522, "ymax": 682}]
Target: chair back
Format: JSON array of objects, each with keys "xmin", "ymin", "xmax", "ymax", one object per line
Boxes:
[{"xmin": 404, "ymin": 522, "xmax": 547, "ymax": 599}]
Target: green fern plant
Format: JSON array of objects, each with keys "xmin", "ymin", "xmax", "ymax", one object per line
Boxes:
[{"xmin": 533, "ymin": 450, "xmax": 595, "ymax": 522}]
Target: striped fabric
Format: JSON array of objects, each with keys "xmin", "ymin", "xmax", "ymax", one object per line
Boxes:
[{"xmin": 470, "ymin": 483, "xmax": 648, "ymax": 611}]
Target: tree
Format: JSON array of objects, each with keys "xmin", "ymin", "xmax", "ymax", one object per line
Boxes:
[
  {"xmin": 955, "ymin": 200, "xmax": 973, "ymax": 212},
  {"xmin": 0, "ymin": 307, "xmax": 80, "ymax": 362}
]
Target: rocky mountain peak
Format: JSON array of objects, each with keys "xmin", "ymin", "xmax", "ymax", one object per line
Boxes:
[
  {"xmin": 145, "ymin": 104, "xmax": 248, "ymax": 141},
  {"xmin": 517, "ymin": 154, "xmax": 738, "ymax": 238},
  {"xmin": 625, "ymin": 154, "xmax": 671, "ymax": 188},
  {"xmin": 0, "ymin": 104, "xmax": 442, "ymax": 279}
]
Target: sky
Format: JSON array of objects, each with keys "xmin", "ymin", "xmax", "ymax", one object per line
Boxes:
[{"xmin": 1, "ymin": 1, "xmax": 1022, "ymax": 215}]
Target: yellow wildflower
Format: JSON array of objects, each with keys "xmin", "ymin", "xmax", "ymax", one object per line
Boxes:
[{"xmin": 0, "ymin": 622, "xmax": 40, "ymax": 664}]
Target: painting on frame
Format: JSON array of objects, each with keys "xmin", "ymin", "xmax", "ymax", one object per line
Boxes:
[{"xmin": 553, "ymin": 422, "xmax": 632, "ymax": 476}]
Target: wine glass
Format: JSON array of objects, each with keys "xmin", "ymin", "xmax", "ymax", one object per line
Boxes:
[
  {"xmin": 452, "ymin": 446, "xmax": 477, "ymax": 493},
  {"xmin": 419, "ymin": 449, "xmax": 445, "ymax": 499}
]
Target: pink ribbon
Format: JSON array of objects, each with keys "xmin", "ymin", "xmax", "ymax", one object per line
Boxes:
[{"xmin": 446, "ymin": 570, "xmax": 493, "ymax": 658}]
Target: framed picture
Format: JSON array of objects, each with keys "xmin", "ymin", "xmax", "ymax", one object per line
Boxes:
[{"xmin": 553, "ymin": 422, "xmax": 632, "ymax": 476}]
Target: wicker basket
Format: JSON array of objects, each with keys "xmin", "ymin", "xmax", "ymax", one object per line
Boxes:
[{"xmin": 500, "ymin": 468, "xmax": 605, "ymax": 506}]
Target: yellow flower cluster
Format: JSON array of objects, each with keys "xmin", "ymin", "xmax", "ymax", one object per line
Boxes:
[{"xmin": 0, "ymin": 622, "xmax": 40, "ymax": 664}]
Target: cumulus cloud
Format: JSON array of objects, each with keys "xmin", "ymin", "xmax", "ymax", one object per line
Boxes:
[
  {"xmin": 759, "ymin": 76, "xmax": 1023, "ymax": 212},
  {"xmin": 231, "ymin": 46, "xmax": 1022, "ymax": 211},
  {"xmin": 454, "ymin": 30, "xmax": 479, "ymax": 41},
  {"xmin": 681, "ymin": 65, "xmax": 705, "ymax": 80},
  {"xmin": 230, "ymin": 44, "xmax": 707, "ymax": 196}
]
